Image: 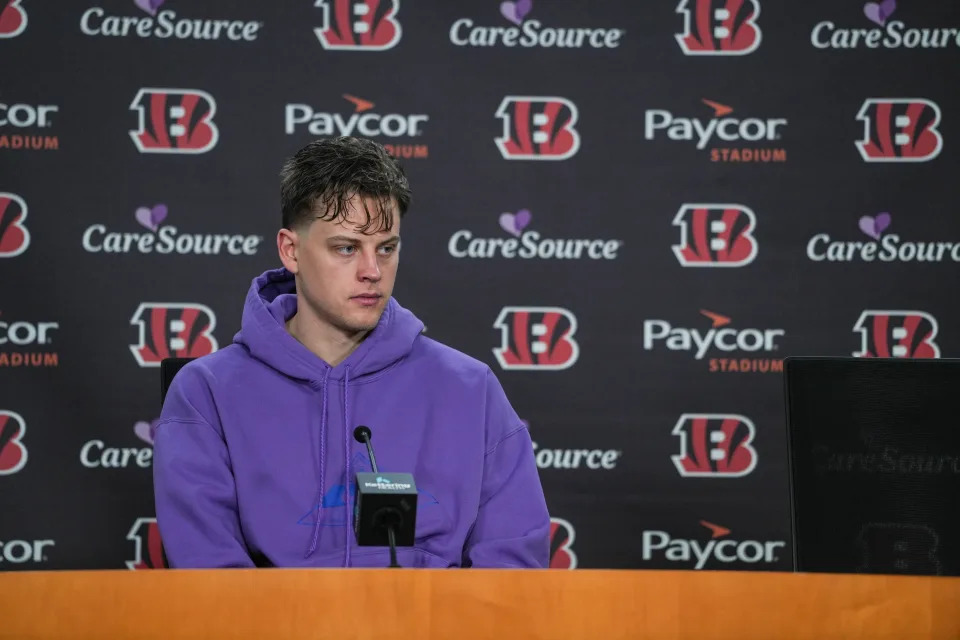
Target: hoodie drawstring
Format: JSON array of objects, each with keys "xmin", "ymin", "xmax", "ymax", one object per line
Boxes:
[
  {"xmin": 305, "ymin": 367, "xmax": 331, "ymax": 559},
  {"xmin": 343, "ymin": 365, "xmax": 353, "ymax": 568}
]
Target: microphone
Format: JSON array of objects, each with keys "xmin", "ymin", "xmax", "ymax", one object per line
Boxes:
[{"xmin": 352, "ymin": 426, "xmax": 418, "ymax": 568}]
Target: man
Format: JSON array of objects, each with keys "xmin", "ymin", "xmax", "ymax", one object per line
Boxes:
[{"xmin": 153, "ymin": 136, "xmax": 550, "ymax": 568}]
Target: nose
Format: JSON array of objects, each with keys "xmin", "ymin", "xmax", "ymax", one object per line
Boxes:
[{"xmin": 357, "ymin": 249, "xmax": 381, "ymax": 282}]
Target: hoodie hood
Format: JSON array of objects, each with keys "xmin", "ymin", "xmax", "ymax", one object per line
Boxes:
[{"xmin": 234, "ymin": 267, "xmax": 424, "ymax": 382}]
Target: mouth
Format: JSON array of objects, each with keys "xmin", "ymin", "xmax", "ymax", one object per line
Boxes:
[{"xmin": 351, "ymin": 293, "xmax": 382, "ymax": 307}]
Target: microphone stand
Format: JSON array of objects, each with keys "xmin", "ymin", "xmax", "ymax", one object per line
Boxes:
[
  {"xmin": 386, "ymin": 526, "xmax": 398, "ymax": 569},
  {"xmin": 354, "ymin": 427, "xmax": 401, "ymax": 568}
]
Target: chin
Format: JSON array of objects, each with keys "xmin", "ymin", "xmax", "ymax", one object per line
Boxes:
[{"xmin": 344, "ymin": 309, "xmax": 384, "ymax": 333}]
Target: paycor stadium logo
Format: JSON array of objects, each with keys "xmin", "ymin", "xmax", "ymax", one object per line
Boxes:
[
  {"xmin": 0, "ymin": 102, "xmax": 59, "ymax": 151},
  {"xmin": 642, "ymin": 520, "xmax": 785, "ymax": 570},
  {"xmin": 645, "ymin": 99, "xmax": 786, "ymax": 163},
  {"xmin": 644, "ymin": 310, "xmax": 784, "ymax": 373},
  {"xmin": 0, "ymin": 312, "xmax": 59, "ymax": 368},
  {"xmin": 285, "ymin": 94, "xmax": 428, "ymax": 159}
]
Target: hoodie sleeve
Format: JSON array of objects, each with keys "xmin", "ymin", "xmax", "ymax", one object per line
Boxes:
[
  {"xmin": 153, "ymin": 364, "xmax": 254, "ymax": 568},
  {"xmin": 463, "ymin": 369, "xmax": 551, "ymax": 568}
]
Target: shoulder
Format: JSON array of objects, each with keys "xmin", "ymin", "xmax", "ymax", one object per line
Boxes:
[
  {"xmin": 172, "ymin": 344, "xmax": 253, "ymax": 384},
  {"xmin": 407, "ymin": 336, "xmax": 519, "ymax": 434},
  {"xmin": 408, "ymin": 335, "xmax": 493, "ymax": 385},
  {"xmin": 161, "ymin": 345, "xmax": 252, "ymax": 414}
]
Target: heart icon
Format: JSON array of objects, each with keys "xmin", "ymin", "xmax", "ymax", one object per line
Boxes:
[
  {"xmin": 858, "ymin": 212, "xmax": 892, "ymax": 240},
  {"xmin": 863, "ymin": 0, "xmax": 896, "ymax": 26},
  {"xmin": 133, "ymin": 0, "xmax": 165, "ymax": 16},
  {"xmin": 133, "ymin": 419, "xmax": 158, "ymax": 446},
  {"xmin": 500, "ymin": 0, "xmax": 533, "ymax": 26},
  {"xmin": 499, "ymin": 209, "xmax": 532, "ymax": 237},
  {"xmin": 134, "ymin": 204, "xmax": 168, "ymax": 232}
]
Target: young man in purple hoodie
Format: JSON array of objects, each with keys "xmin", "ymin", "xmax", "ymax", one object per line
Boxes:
[{"xmin": 153, "ymin": 137, "xmax": 551, "ymax": 568}]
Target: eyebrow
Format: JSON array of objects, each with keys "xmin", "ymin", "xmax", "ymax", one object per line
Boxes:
[{"xmin": 326, "ymin": 235, "xmax": 400, "ymax": 246}]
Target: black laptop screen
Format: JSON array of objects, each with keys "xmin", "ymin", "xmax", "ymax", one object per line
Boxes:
[{"xmin": 786, "ymin": 357, "xmax": 960, "ymax": 575}]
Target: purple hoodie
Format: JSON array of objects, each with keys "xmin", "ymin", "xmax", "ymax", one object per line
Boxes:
[{"xmin": 153, "ymin": 268, "xmax": 550, "ymax": 568}]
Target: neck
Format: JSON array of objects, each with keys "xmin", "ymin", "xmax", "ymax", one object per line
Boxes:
[{"xmin": 286, "ymin": 304, "xmax": 369, "ymax": 368}]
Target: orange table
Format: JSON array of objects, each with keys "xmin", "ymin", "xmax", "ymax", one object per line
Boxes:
[{"xmin": 1, "ymin": 568, "xmax": 958, "ymax": 639}]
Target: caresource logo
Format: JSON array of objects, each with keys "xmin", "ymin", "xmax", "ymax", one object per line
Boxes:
[
  {"xmin": 642, "ymin": 520, "xmax": 785, "ymax": 570},
  {"xmin": 673, "ymin": 203, "xmax": 758, "ymax": 267},
  {"xmin": 80, "ymin": 0, "xmax": 262, "ymax": 41},
  {"xmin": 815, "ymin": 445, "xmax": 960, "ymax": 477},
  {"xmin": 130, "ymin": 303, "xmax": 218, "ymax": 366},
  {"xmin": 645, "ymin": 99, "xmax": 786, "ymax": 163},
  {"xmin": 127, "ymin": 517, "xmax": 168, "ymax": 569},
  {"xmin": 807, "ymin": 213, "xmax": 960, "ymax": 263},
  {"xmin": 812, "ymin": 1, "xmax": 960, "ymax": 50},
  {"xmin": 853, "ymin": 310, "xmax": 940, "ymax": 358},
  {"xmin": 672, "ymin": 413, "xmax": 758, "ymax": 477},
  {"xmin": 285, "ymin": 94, "xmax": 428, "ymax": 159},
  {"xmin": 0, "ymin": 102, "xmax": 59, "ymax": 151},
  {"xmin": 855, "ymin": 98, "xmax": 942, "ymax": 162},
  {"xmin": 532, "ymin": 441, "xmax": 621, "ymax": 470},
  {"xmin": 495, "ymin": 96, "xmax": 580, "ymax": 160},
  {"xmin": 448, "ymin": 208, "xmax": 622, "ymax": 260},
  {"xmin": 675, "ymin": 0, "xmax": 761, "ymax": 55},
  {"xmin": 0, "ymin": 410, "xmax": 27, "ymax": 475},
  {"xmin": 0, "ymin": 0, "xmax": 27, "ymax": 38},
  {"xmin": 644, "ymin": 310, "xmax": 783, "ymax": 374},
  {"xmin": 82, "ymin": 203, "xmax": 263, "ymax": 255},
  {"xmin": 129, "ymin": 88, "xmax": 218, "ymax": 154},
  {"xmin": 450, "ymin": 0, "xmax": 624, "ymax": 49},
  {"xmin": 0, "ymin": 312, "xmax": 59, "ymax": 368},
  {"xmin": 493, "ymin": 306, "xmax": 579, "ymax": 370},
  {"xmin": 0, "ymin": 192, "xmax": 30, "ymax": 258},
  {"xmin": 314, "ymin": 0, "xmax": 401, "ymax": 51},
  {"xmin": 80, "ymin": 419, "xmax": 156, "ymax": 469},
  {"xmin": 550, "ymin": 517, "xmax": 576, "ymax": 569}
]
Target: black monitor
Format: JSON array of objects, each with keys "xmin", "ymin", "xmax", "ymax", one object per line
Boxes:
[{"xmin": 785, "ymin": 356, "xmax": 960, "ymax": 576}]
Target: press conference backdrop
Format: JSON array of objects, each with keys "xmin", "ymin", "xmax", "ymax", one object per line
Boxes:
[{"xmin": 2, "ymin": 0, "xmax": 958, "ymax": 572}]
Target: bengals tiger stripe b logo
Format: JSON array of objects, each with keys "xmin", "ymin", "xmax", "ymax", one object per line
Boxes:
[
  {"xmin": 856, "ymin": 99, "xmax": 942, "ymax": 163},
  {"xmin": 0, "ymin": 410, "xmax": 28, "ymax": 475},
  {"xmin": 0, "ymin": 0, "xmax": 27, "ymax": 38},
  {"xmin": 672, "ymin": 413, "xmax": 758, "ymax": 477},
  {"xmin": 493, "ymin": 307, "xmax": 579, "ymax": 371},
  {"xmin": 495, "ymin": 97, "xmax": 580, "ymax": 161},
  {"xmin": 675, "ymin": 0, "xmax": 762, "ymax": 55},
  {"xmin": 853, "ymin": 310, "xmax": 940, "ymax": 359},
  {"xmin": 0, "ymin": 192, "xmax": 30, "ymax": 258},
  {"xmin": 127, "ymin": 518, "xmax": 168, "ymax": 570},
  {"xmin": 129, "ymin": 88, "xmax": 219, "ymax": 154},
  {"xmin": 130, "ymin": 303, "xmax": 218, "ymax": 367},
  {"xmin": 314, "ymin": 0, "xmax": 402, "ymax": 51},
  {"xmin": 550, "ymin": 517, "xmax": 577, "ymax": 569},
  {"xmin": 672, "ymin": 203, "xmax": 758, "ymax": 267}
]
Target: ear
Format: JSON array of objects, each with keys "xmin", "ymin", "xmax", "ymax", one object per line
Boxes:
[{"xmin": 277, "ymin": 228, "xmax": 300, "ymax": 274}]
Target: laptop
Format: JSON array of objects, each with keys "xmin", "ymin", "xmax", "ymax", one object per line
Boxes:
[{"xmin": 784, "ymin": 356, "xmax": 960, "ymax": 576}]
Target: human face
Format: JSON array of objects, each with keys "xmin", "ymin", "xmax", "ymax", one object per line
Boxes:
[{"xmin": 278, "ymin": 194, "xmax": 401, "ymax": 336}]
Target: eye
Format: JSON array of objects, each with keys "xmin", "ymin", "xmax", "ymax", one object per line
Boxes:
[
  {"xmin": 336, "ymin": 245, "xmax": 356, "ymax": 256},
  {"xmin": 378, "ymin": 244, "xmax": 397, "ymax": 255}
]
